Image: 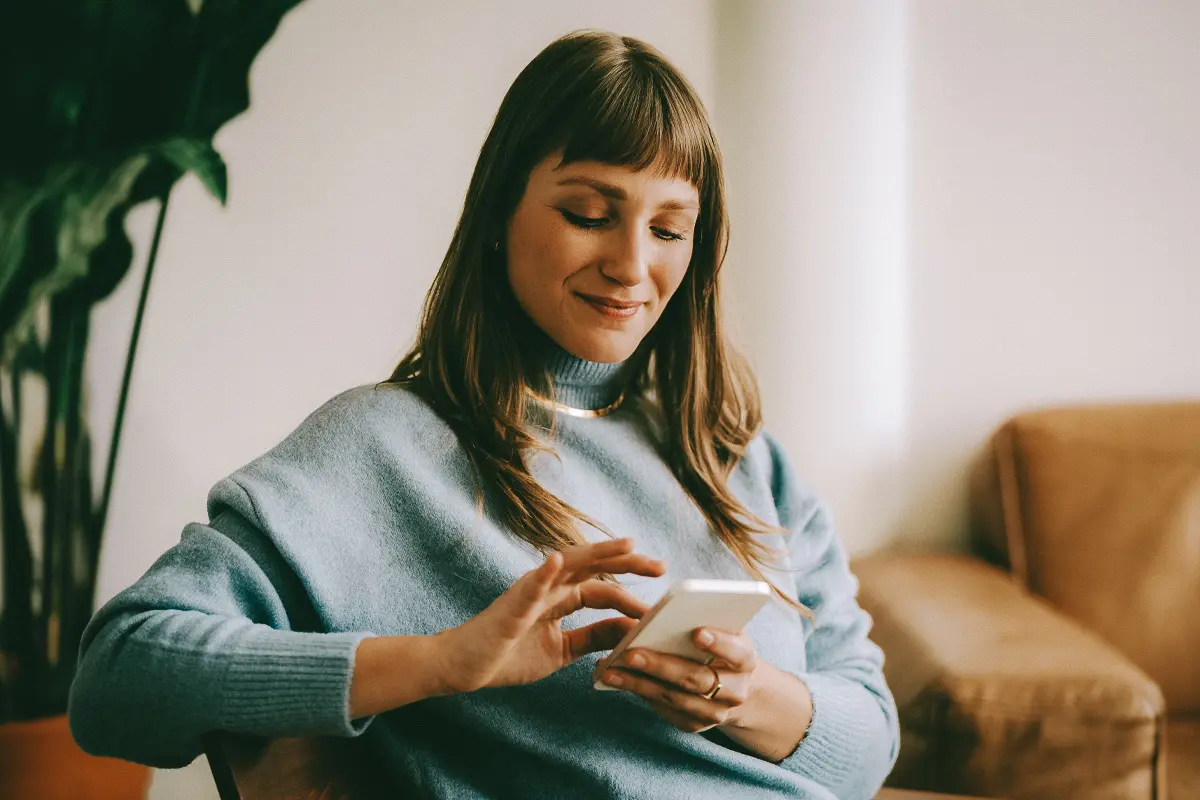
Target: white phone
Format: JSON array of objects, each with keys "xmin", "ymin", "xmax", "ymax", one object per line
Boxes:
[{"xmin": 593, "ymin": 578, "xmax": 772, "ymax": 691}]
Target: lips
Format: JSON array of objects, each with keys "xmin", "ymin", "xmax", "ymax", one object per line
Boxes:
[{"xmin": 575, "ymin": 292, "xmax": 644, "ymax": 319}]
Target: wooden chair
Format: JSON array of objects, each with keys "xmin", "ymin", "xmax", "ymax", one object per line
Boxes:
[
  {"xmin": 203, "ymin": 731, "xmax": 988, "ymax": 799},
  {"xmin": 203, "ymin": 732, "xmax": 393, "ymax": 800}
]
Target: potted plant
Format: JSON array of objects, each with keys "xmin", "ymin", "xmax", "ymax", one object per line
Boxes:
[{"xmin": 0, "ymin": 1, "xmax": 305, "ymax": 796}]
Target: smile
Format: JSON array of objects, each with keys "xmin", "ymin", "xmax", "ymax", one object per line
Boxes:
[{"xmin": 574, "ymin": 293, "xmax": 644, "ymax": 320}]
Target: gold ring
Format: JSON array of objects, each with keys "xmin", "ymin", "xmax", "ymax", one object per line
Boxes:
[{"xmin": 700, "ymin": 666, "xmax": 722, "ymax": 700}]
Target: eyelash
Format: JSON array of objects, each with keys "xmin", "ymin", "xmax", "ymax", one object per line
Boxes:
[{"xmin": 559, "ymin": 209, "xmax": 688, "ymax": 242}]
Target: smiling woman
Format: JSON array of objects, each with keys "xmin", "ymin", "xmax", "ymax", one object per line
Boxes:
[{"xmin": 67, "ymin": 29, "xmax": 899, "ymax": 800}]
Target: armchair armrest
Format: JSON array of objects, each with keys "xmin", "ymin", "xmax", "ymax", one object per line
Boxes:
[{"xmin": 852, "ymin": 553, "xmax": 1166, "ymax": 800}]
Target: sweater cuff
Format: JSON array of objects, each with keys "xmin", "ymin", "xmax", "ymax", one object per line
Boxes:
[
  {"xmin": 776, "ymin": 671, "xmax": 881, "ymax": 786},
  {"xmin": 218, "ymin": 626, "xmax": 377, "ymax": 737}
]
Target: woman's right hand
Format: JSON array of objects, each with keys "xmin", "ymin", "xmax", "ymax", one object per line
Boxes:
[{"xmin": 436, "ymin": 537, "xmax": 666, "ymax": 694}]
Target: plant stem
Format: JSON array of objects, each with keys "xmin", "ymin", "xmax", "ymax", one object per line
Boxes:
[
  {"xmin": 91, "ymin": 190, "xmax": 171, "ymax": 566},
  {"xmin": 36, "ymin": 292, "xmax": 91, "ymax": 716},
  {"xmin": 0, "ymin": 363, "xmax": 34, "ymax": 722}
]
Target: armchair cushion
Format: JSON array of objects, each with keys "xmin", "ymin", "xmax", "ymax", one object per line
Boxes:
[
  {"xmin": 970, "ymin": 403, "xmax": 1200, "ymax": 711},
  {"xmin": 853, "ymin": 553, "xmax": 1166, "ymax": 800}
]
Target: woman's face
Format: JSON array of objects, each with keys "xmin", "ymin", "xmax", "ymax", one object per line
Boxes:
[{"xmin": 505, "ymin": 152, "xmax": 700, "ymax": 364}]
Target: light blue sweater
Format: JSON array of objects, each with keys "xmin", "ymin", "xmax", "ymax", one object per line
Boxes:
[{"xmin": 68, "ymin": 348, "xmax": 899, "ymax": 800}]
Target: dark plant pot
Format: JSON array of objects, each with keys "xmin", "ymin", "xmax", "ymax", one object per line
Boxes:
[{"xmin": 0, "ymin": 714, "xmax": 151, "ymax": 800}]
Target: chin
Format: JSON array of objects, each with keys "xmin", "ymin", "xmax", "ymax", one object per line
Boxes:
[{"xmin": 559, "ymin": 331, "xmax": 641, "ymax": 364}]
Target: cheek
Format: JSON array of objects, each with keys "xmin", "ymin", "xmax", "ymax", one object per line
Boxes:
[
  {"xmin": 509, "ymin": 219, "xmax": 592, "ymax": 303},
  {"xmin": 652, "ymin": 248, "xmax": 693, "ymax": 306}
]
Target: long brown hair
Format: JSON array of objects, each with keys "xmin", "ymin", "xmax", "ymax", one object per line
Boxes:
[{"xmin": 386, "ymin": 30, "xmax": 808, "ymax": 616}]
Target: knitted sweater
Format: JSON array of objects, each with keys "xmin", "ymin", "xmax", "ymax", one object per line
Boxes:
[{"xmin": 68, "ymin": 347, "xmax": 899, "ymax": 800}]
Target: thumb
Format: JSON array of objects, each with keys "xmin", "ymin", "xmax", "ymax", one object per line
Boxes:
[{"xmin": 563, "ymin": 616, "xmax": 638, "ymax": 662}]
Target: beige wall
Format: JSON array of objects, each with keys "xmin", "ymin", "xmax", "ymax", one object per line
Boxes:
[{"xmin": 85, "ymin": 2, "xmax": 714, "ymax": 797}]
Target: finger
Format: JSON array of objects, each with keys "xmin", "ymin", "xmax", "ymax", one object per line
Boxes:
[
  {"xmin": 513, "ymin": 552, "xmax": 563, "ymax": 614},
  {"xmin": 565, "ymin": 553, "xmax": 667, "ymax": 584},
  {"xmin": 506, "ymin": 551, "xmax": 560, "ymax": 606},
  {"xmin": 545, "ymin": 579, "xmax": 649, "ymax": 620},
  {"xmin": 563, "ymin": 616, "xmax": 639, "ymax": 661},
  {"xmin": 598, "ymin": 667, "xmax": 733, "ymax": 727},
  {"xmin": 580, "ymin": 581, "xmax": 650, "ymax": 618},
  {"xmin": 554, "ymin": 538, "xmax": 634, "ymax": 581},
  {"xmin": 488, "ymin": 552, "xmax": 563, "ymax": 640},
  {"xmin": 646, "ymin": 699, "xmax": 719, "ymax": 734},
  {"xmin": 504, "ymin": 551, "xmax": 560, "ymax": 611},
  {"xmin": 525, "ymin": 551, "xmax": 562, "ymax": 596},
  {"xmin": 613, "ymin": 649, "xmax": 746, "ymax": 703},
  {"xmin": 693, "ymin": 628, "xmax": 758, "ymax": 672}
]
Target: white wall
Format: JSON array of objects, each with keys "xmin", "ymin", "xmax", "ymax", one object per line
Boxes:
[
  {"xmin": 714, "ymin": 0, "xmax": 910, "ymax": 559},
  {"xmin": 715, "ymin": 0, "xmax": 1200, "ymax": 555},
  {"xmin": 901, "ymin": 0, "xmax": 1200, "ymax": 549},
  {"xmin": 85, "ymin": 2, "xmax": 714, "ymax": 797}
]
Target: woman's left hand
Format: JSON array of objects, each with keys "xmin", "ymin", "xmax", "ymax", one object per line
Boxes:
[{"xmin": 593, "ymin": 627, "xmax": 757, "ymax": 733}]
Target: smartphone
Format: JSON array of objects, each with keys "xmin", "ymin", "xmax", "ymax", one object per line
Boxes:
[{"xmin": 593, "ymin": 578, "xmax": 772, "ymax": 691}]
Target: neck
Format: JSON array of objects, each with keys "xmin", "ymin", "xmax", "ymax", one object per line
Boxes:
[{"xmin": 526, "ymin": 328, "xmax": 630, "ymax": 411}]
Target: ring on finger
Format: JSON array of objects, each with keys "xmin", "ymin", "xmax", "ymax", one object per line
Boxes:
[{"xmin": 699, "ymin": 665, "xmax": 722, "ymax": 700}]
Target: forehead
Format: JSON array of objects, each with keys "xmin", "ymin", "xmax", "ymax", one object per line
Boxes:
[{"xmin": 531, "ymin": 152, "xmax": 699, "ymax": 204}]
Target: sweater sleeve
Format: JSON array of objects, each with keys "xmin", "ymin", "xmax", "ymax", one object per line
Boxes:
[
  {"xmin": 761, "ymin": 433, "xmax": 900, "ymax": 800},
  {"xmin": 67, "ymin": 479, "xmax": 376, "ymax": 768}
]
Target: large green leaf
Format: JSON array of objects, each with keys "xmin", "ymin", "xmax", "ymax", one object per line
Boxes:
[
  {"xmin": 158, "ymin": 138, "xmax": 228, "ymax": 204},
  {"xmin": 1, "ymin": 156, "xmax": 148, "ymax": 364},
  {"xmin": 0, "ymin": 0, "xmax": 303, "ymax": 181},
  {"xmin": 0, "ymin": 137, "xmax": 224, "ymax": 354},
  {"xmin": 0, "ymin": 168, "xmax": 78, "ymax": 316},
  {"xmin": 72, "ymin": 156, "xmax": 185, "ymax": 307},
  {"xmin": 0, "ymin": 0, "xmax": 296, "ymax": 361}
]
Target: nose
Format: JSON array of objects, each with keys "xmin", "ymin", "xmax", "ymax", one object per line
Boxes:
[{"xmin": 599, "ymin": 225, "xmax": 651, "ymax": 288}]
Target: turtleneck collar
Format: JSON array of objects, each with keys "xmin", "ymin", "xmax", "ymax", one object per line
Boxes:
[
  {"xmin": 526, "ymin": 326, "xmax": 631, "ymax": 411},
  {"xmin": 542, "ymin": 346, "xmax": 629, "ymax": 410}
]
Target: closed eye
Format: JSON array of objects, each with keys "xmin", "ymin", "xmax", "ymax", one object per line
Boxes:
[
  {"xmin": 560, "ymin": 209, "xmax": 608, "ymax": 228},
  {"xmin": 561, "ymin": 209, "xmax": 689, "ymax": 242}
]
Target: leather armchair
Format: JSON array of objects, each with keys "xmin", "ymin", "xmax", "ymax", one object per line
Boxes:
[{"xmin": 854, "ymin": 403, "xmax": 1200, "ymax": 800}]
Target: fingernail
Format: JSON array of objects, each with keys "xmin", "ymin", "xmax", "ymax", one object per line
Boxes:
[
  {"xmin": 604, "ymin": 672, "xmax": 624, "ymax": 687},
  {"xmin": 626, "ymin": 653, "xmax": 645, "ymax": 669},
  {"xmin": 696, "ymin": 630, "xmax": 714, "ymax": 646}
]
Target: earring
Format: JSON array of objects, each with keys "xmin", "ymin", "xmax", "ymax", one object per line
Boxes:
[{"xmin": 493, "ymin": 240, "xmax": 500, "ymax": 252}]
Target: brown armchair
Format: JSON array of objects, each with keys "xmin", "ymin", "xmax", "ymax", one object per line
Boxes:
[{"xmin": 854, "ymin": 403, "xmax": 1200, "ymax": 800}]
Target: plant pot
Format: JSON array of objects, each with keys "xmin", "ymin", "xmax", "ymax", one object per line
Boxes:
[{"xmin": 0, "ymin": 713, "xmax": 152, "ymax": 800}]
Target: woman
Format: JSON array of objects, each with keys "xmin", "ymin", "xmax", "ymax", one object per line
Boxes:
[{"xmin": 69, "ymin": 29, "xmax": 898, "ymax": 800}]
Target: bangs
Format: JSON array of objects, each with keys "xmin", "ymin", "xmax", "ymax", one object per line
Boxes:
[{"xmin": 554, "ymin": 57, "xmax": 712, "ymax": 187}]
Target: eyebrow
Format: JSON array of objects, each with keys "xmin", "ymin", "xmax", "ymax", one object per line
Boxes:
[{"xmin": 555, "ymin": 176, "xmax": 700, "ymax": 212}]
